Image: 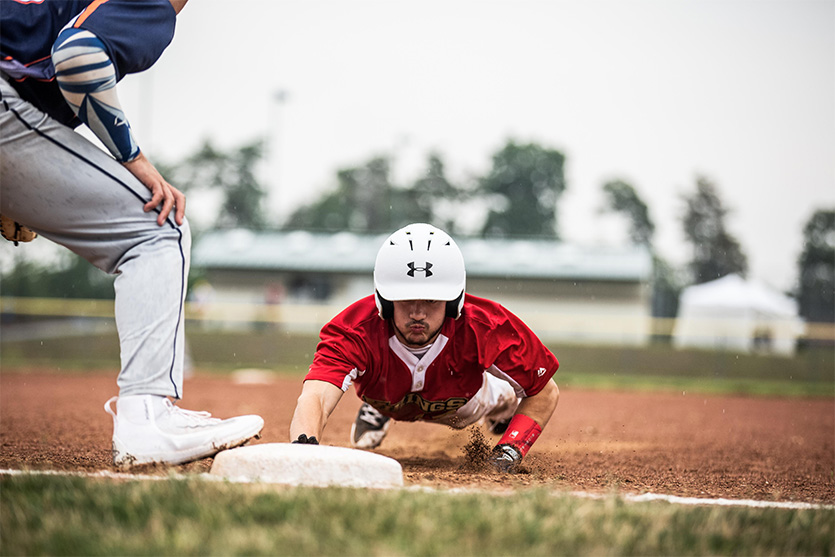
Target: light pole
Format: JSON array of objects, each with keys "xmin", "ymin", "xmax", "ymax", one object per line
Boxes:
[{"xmin": 268, "ymin": 89, "xmax": 289, "ymax": 225}]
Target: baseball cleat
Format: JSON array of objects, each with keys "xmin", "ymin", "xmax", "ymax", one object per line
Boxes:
[
  {"xmin": 350, "ymin": 402, "xmax": 391, "ymax": 449},
  {"xmin": 105, "ymin": 395, "xmax": 264, "ymax": 469}
]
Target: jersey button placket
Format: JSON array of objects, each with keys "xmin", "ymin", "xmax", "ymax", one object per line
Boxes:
[{"xmin": 412, "ymin": 365, "xmax": 425, "ymax": 392}]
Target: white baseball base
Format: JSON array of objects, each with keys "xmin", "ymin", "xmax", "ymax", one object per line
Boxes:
[{"xmin": 209, "ymin": 443, "xmax": 404, "ymax": 488}]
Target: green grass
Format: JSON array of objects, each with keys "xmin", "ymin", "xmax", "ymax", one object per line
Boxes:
[
  {"xmin": 2, "ymin": 329, "xmax": 832, "ymax": 397},
  {"xmin": 0, "ymin": 329, "xmax": 319, "ymax": 375},
  {"xmin": 1, "ymin": 475, "xmax": 832, "ymax": 556},
  {"xmin": 550, "ymin": 342, "xmax": 834, "ymax": 397},
  {"xmin": 556, "ymin": 370, "xmax": 832, "ymax": 397}
]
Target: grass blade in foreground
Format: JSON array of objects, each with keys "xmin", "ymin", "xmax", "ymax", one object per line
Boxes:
[{"xmin": 2, "ymin": 475, "xmax": 833, "ymax": 556}]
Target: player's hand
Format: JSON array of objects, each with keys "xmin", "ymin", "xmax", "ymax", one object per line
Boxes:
[
  {"xmin": 122, "ymin": 152, "xmax": 186, "ymax": 226},
  {"xmin": 291, "ymin": 434, "xmax": 319, "ymax": 445},
  {"xmin": 489, "ymin": 443, "xmax": 522, "ymax": 473}
]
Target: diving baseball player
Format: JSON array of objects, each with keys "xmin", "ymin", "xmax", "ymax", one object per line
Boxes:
[
  {"xmin": 290, "ymin": 223, "xmax": 560, "ymax": 472},
  {"xmin": 0, "ymin": 0, "xmax": 263, "ymax": 467}
]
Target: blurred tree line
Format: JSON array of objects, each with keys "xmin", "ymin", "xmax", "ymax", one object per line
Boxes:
[
  {"xmin": 284, "ymin": 141, "xmax": 566, "ymax": 239},
  {"xmin": 1, "ymin": 137, "xmax": 833, "ymax": 326}
]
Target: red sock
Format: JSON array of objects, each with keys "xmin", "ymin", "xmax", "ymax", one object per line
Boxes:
[{"xmin": 497, "ymin": 414, "xmax": 542, "ymax": 458}]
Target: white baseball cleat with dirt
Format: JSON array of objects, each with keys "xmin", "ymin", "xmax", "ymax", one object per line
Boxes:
[{"xmin": 105, "ymin": 395, "xmax": 264, "ymax": 468}]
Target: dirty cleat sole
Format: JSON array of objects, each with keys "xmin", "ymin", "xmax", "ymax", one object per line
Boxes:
[{"xmin": 106, "ymin": 395, "xmax": 265, "ymax": 469}]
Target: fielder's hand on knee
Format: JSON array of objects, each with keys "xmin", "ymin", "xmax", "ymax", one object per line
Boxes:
[
  {"xmin": 123, "ymin": 152, "xmax": 186, "ymax": 226},
  {"xmin": 489, "ymin": 443, "xmax": 523, "ymax": 473}
]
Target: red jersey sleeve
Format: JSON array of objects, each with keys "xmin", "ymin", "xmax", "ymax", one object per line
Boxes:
[
  {"xmin": 305, "ymin": 296, "xmax": 381, "ymax": 391},
  {"xmin": 463, "ymin": 295, "xmax": 559, "ymax": 397}
]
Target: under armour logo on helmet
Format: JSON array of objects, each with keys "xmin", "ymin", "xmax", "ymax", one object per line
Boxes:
[{"xmin": 406, "ymin": 261, "xmax": 433, "ymax": 277}]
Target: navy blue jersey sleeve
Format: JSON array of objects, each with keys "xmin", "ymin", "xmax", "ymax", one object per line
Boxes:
[
  {"xmin": 0, "ymin": 1, "xmax": 89, "ymax": 72},
  {"xmin": 0, "ymin": 0, "xmax": 176, "ymax": 127},
  {"xmin": 76, "ymin": 0, "xmax": 177, "ymax": 80}
]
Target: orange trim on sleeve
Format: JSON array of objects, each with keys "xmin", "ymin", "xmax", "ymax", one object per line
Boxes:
[{"xmin": 73, "ymin": 0, "xmax": 110, "ymax": 28}]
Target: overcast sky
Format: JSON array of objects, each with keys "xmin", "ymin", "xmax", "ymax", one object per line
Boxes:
[{"xmin": 117, "ymin": 0, "xmax": 834, "ymax": 292}]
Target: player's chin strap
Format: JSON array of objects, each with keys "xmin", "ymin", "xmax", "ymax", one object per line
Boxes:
[
  {"xmin": 51, "ymin": 28, "xmax": 140, "ymax": 163},
  {"xmin": 490, "ymin": 414, "xmax": 542, "ymax": 473}
]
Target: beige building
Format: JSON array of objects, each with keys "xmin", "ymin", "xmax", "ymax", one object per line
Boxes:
[{"xmin": 191, "ymin": 229, "xmax": 654, "ymax": 345}]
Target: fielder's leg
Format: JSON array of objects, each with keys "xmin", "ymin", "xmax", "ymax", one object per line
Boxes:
[
  {"xmin": 0, "ymin": 77, "xmax": 186, "ymax": 398},
  {"xmin": 0, "ymin": 77, "xmax": 263, "ymax": 467}
]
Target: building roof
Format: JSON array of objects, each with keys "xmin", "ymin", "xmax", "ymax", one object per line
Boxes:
[{"xmin": 192, "ymin": 229, "xmax": 653, "ymax": 282}]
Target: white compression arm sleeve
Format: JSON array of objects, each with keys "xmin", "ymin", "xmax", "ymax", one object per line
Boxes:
[{"xmin": 51, "ymin": 28, "xmax": 140, "ymax": 162}]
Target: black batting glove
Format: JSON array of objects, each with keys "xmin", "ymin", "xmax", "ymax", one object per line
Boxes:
[
  {"xmin": 490, "ymin": 443, "xmax": 523, "ymax": 473},
  {"xmin": 292, "ymin": 434, "xmax": 319, "ymax": 445}
]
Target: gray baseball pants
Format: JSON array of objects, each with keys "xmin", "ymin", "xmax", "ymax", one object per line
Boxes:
[{"xmin": 0, "ymin": 76, "xmax": 189, "ymax": 399}]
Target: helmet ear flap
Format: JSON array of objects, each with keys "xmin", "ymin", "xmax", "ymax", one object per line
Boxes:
[
  {"xmin": 375, "ymin": 291, "xmax": 394, "ymax": 320},
  {"xmin": 446, "ymin": 292, "xmax": 464, "ymax": 319}
]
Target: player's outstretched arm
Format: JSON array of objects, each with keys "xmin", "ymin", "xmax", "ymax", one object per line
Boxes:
[
  {"xmin": 289, "ymin": 379, "xmax": 344, "ymax": 444},
  {"xmin": 490, "ymin": 379, "xmax": 559, "ymax": 473},
  {"xmin": 515, "ymin": 379, "xmax": 559, "ymax": 428}
]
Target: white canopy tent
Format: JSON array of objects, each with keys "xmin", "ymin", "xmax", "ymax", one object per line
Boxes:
[{"xmin": 673, "ymin": 274, "xmax": 804, "ymax": 356}]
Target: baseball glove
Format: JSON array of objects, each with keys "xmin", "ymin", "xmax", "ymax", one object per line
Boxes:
[{"xmin": 0, "ymin": 214, "xmax": 37, "ymax": 246}]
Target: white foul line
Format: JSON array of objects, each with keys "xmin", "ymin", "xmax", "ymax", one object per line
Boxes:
[
  {"xmin": 1, "ymin": 468, "xmax": 832, "ymax": 510},
  {"xmin": 569, "ymin": 490, "xmax": 834, "ymax": 511}
]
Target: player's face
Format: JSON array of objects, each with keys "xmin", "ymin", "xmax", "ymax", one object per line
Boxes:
[{"xmin": 392, "ymin": 299, "xmax": 447, "ymax": 348}]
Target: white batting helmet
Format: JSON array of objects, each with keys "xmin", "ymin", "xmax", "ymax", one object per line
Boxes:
[{"xmin": 374, "ymin": 223, "xmax": 466, "ymax": 319}]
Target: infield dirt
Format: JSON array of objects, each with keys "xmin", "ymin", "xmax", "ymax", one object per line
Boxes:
[{"xmin": 1, "ymin": 369, "xmax": 832, "ymax": 504}]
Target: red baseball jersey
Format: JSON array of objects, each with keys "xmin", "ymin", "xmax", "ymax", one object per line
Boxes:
[{"xmin": 305, "ymin": 294, "xmax": 559, "ymax": 422}]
